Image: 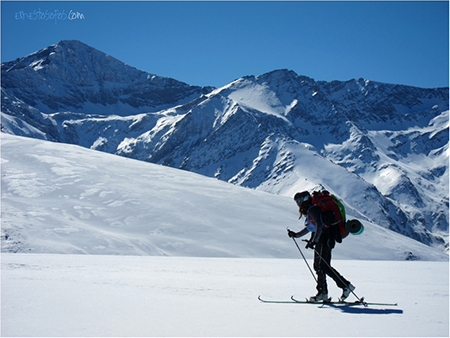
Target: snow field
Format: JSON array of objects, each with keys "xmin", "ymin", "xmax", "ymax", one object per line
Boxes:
[
  {"xmin": 1, "ymin": 253, "xmax": 448, "ymax": 337},
  {"xmin": 1, "ymin": 134, "xmax": 448, "ymax": 337},
  {"xmin": 1, "ymin": 134, "xmax": 446, "ymax": 260}
]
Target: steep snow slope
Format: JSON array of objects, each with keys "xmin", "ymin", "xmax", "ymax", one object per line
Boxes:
[
  {"xmin": 1, "ymin": 134, "xmax": 446, "ymax": 261},
  {"xmin": 114, "ymin": 72, "xmax": 448, "ymax": 250},
  {"xmin": 1, "ymin": 41, "xmax": 448, "ymax": 252}
]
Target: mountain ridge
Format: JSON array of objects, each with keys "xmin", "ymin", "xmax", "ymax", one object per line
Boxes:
[
  {"xmin": 2, "ymin": 40, "xmax": 213, "ymax": 115},
  {"xmin": 1, "ymin": 40, "xmax": 448, "ymax": 253}
]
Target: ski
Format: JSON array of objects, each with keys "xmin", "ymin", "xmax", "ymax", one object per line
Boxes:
[
  {"xmin": 257, "ymin": 295, "xmax": 298, "ymax": 303},
  {"xmin": 290, "ymin": 295, "xmax": 366, "ymax": 306},
  {"xmin": 258, "ymin": 295, "xmax": 397, "ymax": 306},
  {"xmin": 291, "ymin": 295, "xmax": 334, "ymax": 304},
  {"xmin": 258, "ymin": 295, "xmax": 333, "ymax": 304},
  {"xmin": 290, "ymin": 296, "xmax": 398, "ymax": 307}
]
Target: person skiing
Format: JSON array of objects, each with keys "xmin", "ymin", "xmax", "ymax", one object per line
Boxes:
[{"xmin": 287, "ymin": 190, "xmax": 355, "ymax": 302}]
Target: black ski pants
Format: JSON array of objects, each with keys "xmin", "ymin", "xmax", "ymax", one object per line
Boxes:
[{"xmin": 313, "ymin": 233, "xmax": 349, "ymax": 294}]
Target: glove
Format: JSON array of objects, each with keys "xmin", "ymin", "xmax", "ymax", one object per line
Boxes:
[
  {"xmin": 287, "ymin": 229, "xmax": 297, "ymax": 238},
  {"xmin": 305, "ymin": 240, "xmax": 315, "ymax": 250}
]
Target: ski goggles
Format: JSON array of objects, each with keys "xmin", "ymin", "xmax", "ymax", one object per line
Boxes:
[{"xmin": 295, "ymin": 195, "xmax": 310, "ymax": 205}]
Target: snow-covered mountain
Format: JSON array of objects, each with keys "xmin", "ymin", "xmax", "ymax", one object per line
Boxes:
[
  {"xmin": 1, "ymin": 40, "xmax": 448, "ymax": 253},
  {"xmin": 2, "ymin": 133, "xmax": 447, "ymax": 261},
  {"xmin": 1, "ymin": 40, "xmax": 212, "ymax": 114}
]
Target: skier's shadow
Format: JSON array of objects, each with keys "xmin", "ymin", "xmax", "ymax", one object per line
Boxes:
[{"xmin": 322, "ymin": 303, "xmax": 404, "ymax": 315}]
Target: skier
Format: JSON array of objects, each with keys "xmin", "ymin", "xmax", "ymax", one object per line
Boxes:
[{"xmin": 287, "ymin": 190, "xmax": 355, "ymax": 302}]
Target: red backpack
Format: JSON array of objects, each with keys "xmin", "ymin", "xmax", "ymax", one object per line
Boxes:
[{"xmin": 311, "ymin": 191, "xmax": 349, "ymax": 243}]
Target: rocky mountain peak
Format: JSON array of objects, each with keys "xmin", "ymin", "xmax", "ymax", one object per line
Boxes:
[
  {"xmin": 2, "ymin": 40, "xmax": 210, "ymax": 115},
  {"xmin": 1, "ymin": 41, "xmax": 448, "ymax": 253}
]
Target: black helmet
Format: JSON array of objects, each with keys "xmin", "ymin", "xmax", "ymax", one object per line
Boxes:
[{"xmin": 294, "ymin": 191, "xmax": 311, "ymax": 205}]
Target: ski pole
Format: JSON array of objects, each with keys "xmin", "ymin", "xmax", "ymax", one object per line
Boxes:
[
  {"xmin": 288, "ymin": 229, "xmax": 317, "ymax": 284},
  {"xmin": 313, "ymin": 245, "xmax": 366, "ymax": 305}
]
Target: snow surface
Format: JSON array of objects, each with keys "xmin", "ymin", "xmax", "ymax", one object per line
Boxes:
[
  {"xmin": 1, "ymin": 133, "xmax": 449, "ymax": 336},
  {"xmin": 1, "ymin": 133, "xmax": 446, "ymax": 261},
  {"xmin": 2, "ymin": 254, "xmax": 448, "ymax": 337}
]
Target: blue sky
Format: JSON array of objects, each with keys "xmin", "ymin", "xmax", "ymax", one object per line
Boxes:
[{"xmin": 1, "ymin": 1, "xmax": 449, "ymax": 88}]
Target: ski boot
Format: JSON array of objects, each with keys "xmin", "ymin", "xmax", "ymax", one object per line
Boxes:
[
  {"xmin": 309, "ymin": 292, "xmax": 329, "ymax": 302},
  {"xmin": 340, "ymin": 283, "xmax": 355, "ymax": 301}
]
